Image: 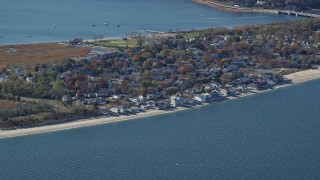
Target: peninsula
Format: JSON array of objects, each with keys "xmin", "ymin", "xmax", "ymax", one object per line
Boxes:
[{"xmin": 1, "ymin": 18, "xmax": 320, "ymax": 138}]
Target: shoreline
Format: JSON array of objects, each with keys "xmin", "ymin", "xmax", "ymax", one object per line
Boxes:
[
  {"xmin": 1, "ymin": 69, "xmax": 320, "ymax": 139},
  {"xmin": 192, "ymin": 0, "xmax": 254, "ymax": 13},
  {"xmin": 191, "ymin": 0, "xmax": 320, "ymax": 17}
]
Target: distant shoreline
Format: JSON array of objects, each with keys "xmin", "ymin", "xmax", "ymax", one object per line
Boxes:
[
  {"xmin": 1, "ymin": 69, "xmax": 320, "ymax": 139},
  {"xmin": 192, "ymin": 0, "xmax": 254, "ymax": 13},
  {"xmin": 191, "ymin": 0, "xmax": 320, "ymax": 18}
]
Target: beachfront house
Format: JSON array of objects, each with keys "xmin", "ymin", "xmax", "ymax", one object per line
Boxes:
[
  {"xmin": 266, "ymin": 79, "xmax": 276, "ymax": 85},
  {"xmin": 111, "ymin": 106, "xmax": 127, "ymax": 114},
  {"xmin": 247, "ymin": 83, "xmax": 257, "ymax": 90},
  {"xmin": 170, "ymin": 95, "xmax": 183, "ymax": 107},
  {"xmin": 194, "ymin": 94, "xmax": 207, "ymax": 103},
  {"xmin": 220, "ymin": 89, "xmax": 229, "ymax": 97}
]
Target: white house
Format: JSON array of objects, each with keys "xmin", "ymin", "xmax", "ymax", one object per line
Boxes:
[
  {"xmin": 109, "ymin": 95, "xmax": 120, "ymax": 101},
  {"xmin": 139, "ymin": 95, "xmax": 145, "ymax": 101},
  {"xmin": 266, "ymin": 79, "xmax": 276, "ymax": 85},
  {"xmin": 194, "ymin": 94, "xmax": 207, "ymax": 103},
  {"xmin": 26, "ymin": 77, "xmax": 36, "ymax": 83},
  {"xmin": 119, "ymin": 106, "xmax": 128, "ymax": 114},
  {"xmin": 170, "ymin": 95, "xmax": 183, "ymax": 107},
  {"xmin": 111, "ymin": 106, "xmax": 127, "ymax": 114},
  {"xmin": 129, "ymin": 98, "xmax": 139, "ymax": 103},
  {"xmin": 247, "ymin": 83, "xmax": 257, "ymax": 90},
  {"xmin": 220, "ymin": 89, "xmax": 229, "ymax": 97},
  {"xmin": 111, "ymin": 107, "xmax": 121, "ymax": 114},
  {"xmin": 256, "ymin": 1, "xmax": 267, "ymax": 5}
]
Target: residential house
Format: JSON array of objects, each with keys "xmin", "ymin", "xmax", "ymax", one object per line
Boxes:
[
  {"xmin": 139, "ymin": 95, "xmax": 145, "ymax": 101},
  {"xmin": 170, "ymin": 95, "xmax": 184, "ymax": 107},
  {"xmin": 194, "ymin": 94, "xmax": 207, "ymax": 103}
]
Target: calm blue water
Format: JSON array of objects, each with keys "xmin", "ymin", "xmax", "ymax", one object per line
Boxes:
[
  {"xmin": 0, "ymin": 0, "xmax": 302, "ymax": 45},
  {"xmin": 0, "ymin": 80, "xmax": 320, "ymax": 179}
]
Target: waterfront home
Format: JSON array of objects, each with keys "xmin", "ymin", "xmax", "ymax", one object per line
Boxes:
[
  {"xmin": 237, "ymin": 85, "xmax": 248, "ymax": 93},
  {"xmin": 100, "ymin": 109, "xmax": 111, "ymax": 116},
  {"xmin": 110, "ymin": 107, "xmax": 121, "ymax": 114},
  {"xmin": 247, "ymin": 83, "xmax": 258, "ymax": 90},
  {"xmin": 111, "ymin": 106, "xmax": 127, "ymax": 114},
  {"xmin": 139, "ymin": 103, "xmax": 150, "ymax": 110},
  {"xmin": 266, "ymin": 79, "xmax": 276, "ymax": 85},
  {"xmin": 220, "ymin": 89, "xmax": 229, "ymax": 97},
  {"xmin": 194, "ymin": 94, "xmax": 207, "ymax": 103},
  {"xmin": 155, "ymin": 101, "xmax": 169, "ymax": 110},
  {"xmin": 170, "ymin": 95, "xmax": 184, "ymax": 107},
  {"xmin": 128, "ymin": 106, "xmax": 140, "ymax": 113}
]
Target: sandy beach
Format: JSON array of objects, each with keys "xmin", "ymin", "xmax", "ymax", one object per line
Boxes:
[{"xmin": 1, "ymin": 68, "xmax": 320, "ymax": 139}]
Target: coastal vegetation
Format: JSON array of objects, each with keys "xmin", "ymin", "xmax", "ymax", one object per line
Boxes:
[
  {"xmin": 1, "ymin": 18, "xmax": 320, "ymax": 129},
  {"xmin": 0, "ymin": 43, "xmax": 90, "ymax": 67},
  {"xmin": 94, "ymin": 38, "xmax": 140, "ymax": 48}
]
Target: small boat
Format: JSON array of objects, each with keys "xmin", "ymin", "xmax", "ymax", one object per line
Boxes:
[
  {"xmin": 28, "ymin": 35, "xmax": 32, "ymax": 38},
  {"xmin": 52, "ymin": 25, "xmax": 57, "ymax": 27},
  {"xmin": 92, "ymin": 24, "xmax": 96, "ymax": 27},
  {"xmin": 116, "ymin": 24, "xmax": 120, "ymax": 27},
  {"xmin": 104, "ymin": 22, "xmax": 108, "ymax": 25}
]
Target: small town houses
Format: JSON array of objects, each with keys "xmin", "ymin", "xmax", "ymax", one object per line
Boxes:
[{"xmin": 2, "ymin": 20, "xmax": 320, "ymax": 118}]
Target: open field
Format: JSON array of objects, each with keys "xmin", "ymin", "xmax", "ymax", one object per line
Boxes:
[
  {"xmin": 94, "ymin": 39, "xmax": 138, "ymax": 47},
  {"xmin": 0, "ymin": 43, "xmax": 91, "ymax": 68},
  {"xmin": 0, "ymin": 100, "xmax": 17, "ymax": 109}
]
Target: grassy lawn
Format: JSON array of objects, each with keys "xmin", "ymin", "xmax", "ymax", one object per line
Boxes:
[
  {"xmin": 0, "ymin": 100, "xmax": 17, "ymax": 109},
  {"xmin": 180, "ymin": 29, "xmax": 212, "ymax": 40},
  {"xmin": 95, "ymin": 39, "xmax": 138, "ymax": 47},
  {"xmin": 0, "ymin": 43, "xmax": 91, "ymax": 68}
]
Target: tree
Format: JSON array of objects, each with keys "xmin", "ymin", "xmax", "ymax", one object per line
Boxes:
[
  {"xmin": 137, "ymin": 38, "xmax": 144, "ymax": 48},
  {"xmin": 202, "ymin": 54, "xmax": 213, "ymax": 64},
  {"xmin": 69, "ymin": 38, "xmax": 83, "ymax": 45},
  {"xmin": 120, "ymin": 79, "xmax": 130, "ymax": 93},
  {"xmin": 142, "ymin": 60, "xmax": 151, "ymax": 69},
  {"xmin": 220, "ymin": 73, "xmax": 236, "ymax": 84}
]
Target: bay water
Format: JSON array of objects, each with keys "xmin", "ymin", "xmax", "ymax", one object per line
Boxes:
[
  {"xmin": 0, "ymin": 0, "xmax": 302, "ymax": 45},
  {"xmin": 0, "ymin": 80, "xmax": 320, "ymax": 179}
]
